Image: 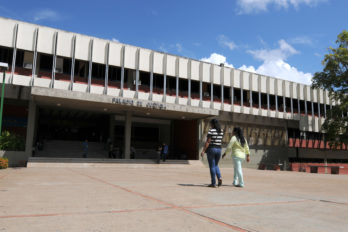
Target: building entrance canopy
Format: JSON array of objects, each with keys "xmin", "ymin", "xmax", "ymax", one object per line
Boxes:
[{"xmin": 31, "ymin": 87, "xmax": 219, "ymax": 120}]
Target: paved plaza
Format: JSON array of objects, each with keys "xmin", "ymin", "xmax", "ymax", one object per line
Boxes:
[{"xmin": 0, "ymin": 164, "xmax": 348, "ymax": 232}]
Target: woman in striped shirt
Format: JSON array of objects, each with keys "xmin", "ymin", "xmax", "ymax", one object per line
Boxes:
[{"xmin": 201, "ymin": 119, "xmax": 224, "ymax": 188}]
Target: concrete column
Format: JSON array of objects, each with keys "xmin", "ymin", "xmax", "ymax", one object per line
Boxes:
[
  {"xmin": 25, "ymin": 100, "xmax": 36, "ymax": 155},
  {"xmin": 124, "ymin": 111, "xmax": 132, "ymax": 159}
]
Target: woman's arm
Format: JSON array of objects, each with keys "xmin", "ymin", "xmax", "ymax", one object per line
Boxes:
[
  {"xmin": 245, "ymin": 140, "xmax": 250, "ymax": 162},
  {"xmin": 222, "ymin": 136, "xmax": 235, "ymax": 158},
  {"xmin": 200, "ymin": 137, "xmax": 211, "ymax": 158}
]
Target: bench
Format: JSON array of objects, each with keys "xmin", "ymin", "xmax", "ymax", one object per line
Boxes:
[{"xmin": 308, "ymin": 165, "xmax": 344, "ymax": 174}]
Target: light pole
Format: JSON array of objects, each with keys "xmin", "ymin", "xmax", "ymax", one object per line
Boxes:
[{"xmin": 0, "ymin": 62, "xmax": 9, "ymax": 136}]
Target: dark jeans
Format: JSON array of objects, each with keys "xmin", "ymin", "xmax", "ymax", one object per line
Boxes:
[
  {"xmin": 207, "ymin": 147, "xmax": 222, "ymax": 186},
  {"xmin": 161, "ymin": 153, "xmax": 167, "ymax": 162}
]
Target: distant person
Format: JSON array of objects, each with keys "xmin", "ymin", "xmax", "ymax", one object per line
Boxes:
[
  {"xmin": 130, "ymin": 146, "xmax": 136, "ymax": 159},
  {"xmin": 108, "ymin": 143, "xmax": 116, "ymax": 158},
  {"xmin": 83, "ymin": 139, "xmax": 88, "ymax": 158},
  {"xmin": 156, "ymin": 144, "xmax": 162, "ymax": 164},
  {"xmin": 119, "ymin": 144, "xmax": 124, "ymax": 159},
  {"xmin": 222, "ymin": 127, "xmax": 250, "ymax": 187},
  {"xmin": 201, "ymin": 119, "xmax": 224, "ymax": 188},
  {"xmin": 161, "ymin": 143, "xmax": 168, "ymax": 162}
]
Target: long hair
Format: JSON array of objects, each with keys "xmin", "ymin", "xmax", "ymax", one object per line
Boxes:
[
  {"xmin": 210, "ymin": 119, "xmax": 222, "ymax": 133},
  {"xmin": 233, "ymin": 127, "xmax": 245, "ymax": 146}
]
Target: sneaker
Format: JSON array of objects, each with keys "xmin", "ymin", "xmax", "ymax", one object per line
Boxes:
[
  {"xmin": 235, "ymin": 184, "xmax": 244, "ymax": 188},
  {"xmin": 218, "ymin": 179, "xmax": 222, "ymax": 187},
  {"xmin": 208, "ymin": 184, "xmax": 217, "ymax": 188}
]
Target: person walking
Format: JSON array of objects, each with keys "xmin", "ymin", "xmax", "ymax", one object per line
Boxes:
[
  {"xmin": 201, "ymin": 119, "xmax": 224, "ymax": 188},
  {"xmin": 161, "ymin": 142, "xmax": 168, "ymax": 162},
  {"xmin": 222, "ymin": 127, "xmax": 250, "ymax": 187},
  {"xmin": 156, "ymin": 144, "xmax": 162, "ymax": 164},
  {"xmin": 83, "ymin": 139, "xmax": 88, "ymax": 158}
]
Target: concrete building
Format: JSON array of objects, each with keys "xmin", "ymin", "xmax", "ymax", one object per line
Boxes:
[{"xmin": 0, "ymin": 17, "xmax": 347, "ymax": 167}]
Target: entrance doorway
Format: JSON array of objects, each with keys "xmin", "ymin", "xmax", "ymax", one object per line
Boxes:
[
  {"xmin": 35, "ymin": 107, "xmax": 109, "ymax": 158},
  {"xmin": 172, "ymin": 120, "xmax": 198, "ymax": 160}
]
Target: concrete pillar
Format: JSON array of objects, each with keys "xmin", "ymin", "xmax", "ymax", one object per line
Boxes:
[
  {"xmin": 124, "ymin": 111, "xmax": 132, "ymax": 159},
  {"xmin": 25, "ymin": 100, "xmax": 36, "ymax": 155}
]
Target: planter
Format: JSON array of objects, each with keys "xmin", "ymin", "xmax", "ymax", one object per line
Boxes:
[{"xmin": 0, "ymin": 157, "xmax": 8, "ymax": 169}]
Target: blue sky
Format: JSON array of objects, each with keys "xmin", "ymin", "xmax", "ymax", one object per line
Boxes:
[{"xmin": 0, "ymin": 0, "xmax": 347, "ymax": 85}]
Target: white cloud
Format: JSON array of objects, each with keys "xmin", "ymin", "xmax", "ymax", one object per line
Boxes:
[
  {"xmin": 200, "ymin": 53, "xmax": 234, "ymax": 68},
  {"xmin": 290, "ymin": 36, "xmax": 313, "ymax": 45},
  {"xmin": 176, "ymin": 43, "xmax": 183, "ymax": 53},
  {"xmin": 314, "ymin": 52, "xmax": 322, "ymax": 58},
  {"xmin": 112, "ymin": 38, "xmax": 119, "ymax": 42},
  {"xmin": 240, "ymin": 40, "xmax": 312, "ymax": 85},
  {"xmin": 201, "ymin": 41, "xmax": 312, "ymax": 85},
  {"xmin": 33, "ymin": 9, "xmax": 59, "ymax": 22},
  {"xmin": 239, "ymin": 65, "xmax": 256, "ymax": 73},
  {"xmin": 248, "ymin": 39, "xmax": 298, "ymax": 61},
  {"xmin": 236, "ymin": 0, "xmax": 326, "ymax": 14},
  {"xmin": 218, "ymin": 35, "xmax": 237, "ymax": 51}
]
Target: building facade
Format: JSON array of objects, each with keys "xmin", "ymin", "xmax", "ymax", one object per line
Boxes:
[{"xmin": 0, "ymin": 17, "xmax": 347, "ymax": 167}]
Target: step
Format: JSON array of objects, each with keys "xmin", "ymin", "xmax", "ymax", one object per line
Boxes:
[{"xmin": 27, "ymin": 157, "xmax": 204, "ymax": 168}]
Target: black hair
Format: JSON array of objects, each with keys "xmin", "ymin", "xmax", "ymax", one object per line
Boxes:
[
  {"xmin": 233, "ymin": 127, "xmax": 245, "ymax": 146},
  {"xmin": 210, "ymin": 119, "xmax": 222, "ymax": 133}
]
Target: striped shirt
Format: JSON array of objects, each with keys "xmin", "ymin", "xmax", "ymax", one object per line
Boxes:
[{"xmin": 207, "ymin": 128, "xmax": 224, "ymax": 148}]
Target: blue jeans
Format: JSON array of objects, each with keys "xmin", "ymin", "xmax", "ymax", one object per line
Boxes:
[
  {"xmin": 233, "ymin": 156, "xmax": 245, "ymax": 186},
  {"xmin": 207, "ymin": 147, "xmax": 222, "ymax": 186}
]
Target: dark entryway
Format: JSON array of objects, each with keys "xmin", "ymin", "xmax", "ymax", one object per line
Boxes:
[{"xmin": 172, "ymin": 120, "xmax": 198, "ymax": 160}]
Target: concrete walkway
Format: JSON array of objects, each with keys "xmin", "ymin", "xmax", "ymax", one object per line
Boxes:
[{"xmin": 0, "ymin": 165, "xmax": 348, "ymax": 232}]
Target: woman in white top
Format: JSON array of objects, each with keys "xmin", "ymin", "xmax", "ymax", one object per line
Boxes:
[{"xmin": 223, "ymin": 127, "xmax": 250, "ymax": 187}]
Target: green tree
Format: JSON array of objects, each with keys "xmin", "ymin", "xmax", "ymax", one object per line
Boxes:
[{"xmin": 312, "ymin": 30, "xmax": 348, "ymax": 145}]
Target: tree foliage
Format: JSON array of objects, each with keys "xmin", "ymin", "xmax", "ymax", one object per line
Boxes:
[{"xmin": 312, "ymin": 30, "xmax": 348, "ymax": 145}]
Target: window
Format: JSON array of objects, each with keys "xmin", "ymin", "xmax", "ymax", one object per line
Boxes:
[
  {"xmin": 293, "ymin": 99, "xmax": 299, "ymax": 114},
  {"xmin": 166, "ymin": 75, "xmax": 176, "ymax": 96},
  {"xmin": 178, "ymin": 78, "xmax": 188, "ymax": 97},
  {"xmin": 320, "ymin": 104, "xmax": 325, "ymax": 117},
  {"xmin": 191, "ymin": 80, "xmax": 200, "ymax": 99},
  {"xmin": 223, "ymin": 86, "xmax": 231, "ymax": 104},
  {"xmin": 242, "ymin": 90, "xmax": 250, "ymax": 107},
  {"xmin": 202, "ymin": 82, "xmax": 210, "ymax": 101},
  {"xmin": 300, "ymin": 100, "xmax": 306, "ymax": 114},
  {"xmin": 55, "ymin": 56, "xmax": 71, "ymax": 81},
  {"xmin": 313, "ymin": 102, "xmax": 319, "ymax": 116},
  {"xmin": 14, "ymin": 49, "xmax": 32, "ymax": 77},
  {"xmin": 124, "ymin": 68, "xmax": 134, "ymax": 90},
  {"xmin": 0, "ymin": 46, "xmax": 13, "ymax": 70},
  {"xmin": 233, "ymin": 88, "xmax": 241, "ymax": 105},
  {"xmin": 213, "ymin": 84, "xmax": 221, "ymax": 102},
  {"xmin": 139, "ymin": 71, "xmax": 150, "ymax": 92},
  {"xmin": 307, "ymin": 101, "xmax": 313, "ymax": 115},
  {"xmin": 74, "ymin": 59, "xmax": 88, "ymax": 83},
  {"xmin": 153, "ymin": 73, "xmax": 164, "ymax": 94},
  {"xmin": 252, "ymin": 91, "xmax": 259, "ymax": 108},
  {"xmin": 269, "ymin": 94, "xmax": 276, "ymax": 110},
  {"xmin": 277, "ymin": 96, "xmax": 284, "ymax": 112},
  {"xmin": 285, "ymin": 98, "xmax": 292, "ymax": 113},
  {"xmin": 261, "ymin": 93, "xmax": 267, "ymax": 109},
  {"xmin": 91, "ymin": 63, "xmax": 106, "ymax": 86},
  {"xmin": 38, "ymin": 53, "xmax": 53, "ymax": 78},
  {"xmin": 108, "ymin": 65, "xmax": 121, "ymax": 88}
]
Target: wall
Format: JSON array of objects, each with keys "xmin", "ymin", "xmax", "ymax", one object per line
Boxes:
[{"xmin": 0, "ymin": 150, "xmax": 29, "ymax": 167}]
